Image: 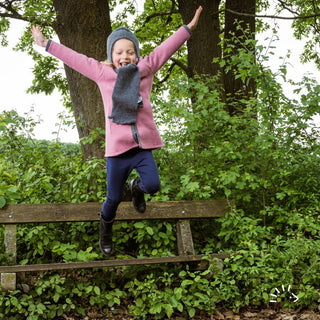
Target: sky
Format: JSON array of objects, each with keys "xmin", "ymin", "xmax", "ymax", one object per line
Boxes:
[
  {"xmin": 0, "ymin": 3, "xmax": 319, "ymax": 143},
  {"xmin": 0, "ymin": 21, "xmax": 79, "ymax": 143}
]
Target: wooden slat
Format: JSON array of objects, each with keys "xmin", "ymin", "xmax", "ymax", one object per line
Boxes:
[
  {"xmin": 0, "ymin": 200, "xmax": 232, "ymax": 224},
  {"xmin": 0, "ymin": 253, "xmax": 230, "ymax": 273},
  {"xmin": 1, "ymin": 225, "xmax": 17, "ymax": 290},
  {"xmin": 176, "ymin": 220, "xmax": 195, "ymax": 256},
  {"xmin": 0, "ymin": 273, "xmax": 16, "ymax": 291}
]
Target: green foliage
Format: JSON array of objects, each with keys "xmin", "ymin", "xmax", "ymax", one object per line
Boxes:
[
  {"xmin": 22, "ymin": 0, "xmax": 56, "ymax": 25},
  {"xmin": 125, "ymin": 268, "xmax": 219, "ymax": 319},
  {"xmin": 274, "ymin": 0, "xmax": 320, "ymax": 70},
  {"xmin": 0, "ymin": 17, "xmax": 9, "ymax": 46},
  {"xmin": 0, "ymin": 110, "xmax": 105, "ymax": 207},
  {"xmin": 113, "ymin": 220, "xmax": 177, "ymax": 258},
  {"xmin": 1, "ymin": 9, "xmax": 320, "ymax": 318},
  {"xmin": 153, "ymin": 33, "xmax": 320, "ymax": 213},
  {"xmin": 214, "ymin": 206, "xmax": 320, "ymax": 309},
  {"xmin": 0, "ymin": 271, "xmax": 128, "ymax": 319},
  {"xmin": 131, "ymin": 0, "xmax": 186, "ymax": 92}
]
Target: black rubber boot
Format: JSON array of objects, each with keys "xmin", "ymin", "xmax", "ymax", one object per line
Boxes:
[
  {"xmin": 99, "ymin": 216, "xmax": 114, "ymax": 256},
  {"xmin": 128, "ymin": 178, "xmax": 146, "ymax": 213}
]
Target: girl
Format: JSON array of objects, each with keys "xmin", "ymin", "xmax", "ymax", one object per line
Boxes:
[{"xmin": 31, "ymin": 6, "xmax": 202, "ymax": 256}]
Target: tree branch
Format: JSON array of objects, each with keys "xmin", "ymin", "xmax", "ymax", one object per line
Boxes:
[
  {"xmin": 136, "ymin": 10, "xmax": 179, "ymax": 33},
  {"xmin": 159, "ymin": 61, "xmax": 176, "ymax": 84},
  {"xmin": 277, "ymin": 0, "xmax": 300, "ymax": 16},
  {"xmin": 0, "ymin": 1, "xmax": 50, "ymax": 25},
  {"xmin": 0, "ymin": 0, "xmax": 27, "ymax": 21},
  {"xmin": 158, "ymin": 57, "xmax": 188, "ymax": 84},
  {"xmin": 222, "ymin": 8, "xmax": 320, "ymax": 20},
  {"xmin": 0, "ymin": 11, "xmax": 28, "ymax": 22},
  {"xmin": 170, "ymin": 57, "xmax": 188, "ymax": 75},
  {"xmin": 311, "ymin": 0, "xmax": 320, "ymax": 33}
]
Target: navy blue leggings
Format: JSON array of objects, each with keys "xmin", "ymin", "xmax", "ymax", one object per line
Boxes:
[{"xmin": 101, "ymin": 148, "xmax": 160, "ymax": 221}]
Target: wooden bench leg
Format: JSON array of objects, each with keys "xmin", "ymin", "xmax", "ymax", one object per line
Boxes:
[
  {"xmin": 176, "ymin": 220, "xmax": 195, "ymax": 256},
  {"xmin": 1, "ymin": 224, "xmax": 17, "ymax": 291},
  {"xmin": 176, "ymin": 220, "xmax": 224, "ymax": 272}
]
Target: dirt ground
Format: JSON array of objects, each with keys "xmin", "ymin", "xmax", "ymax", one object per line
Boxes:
[
  {"xmin": 62, "ymin": 307, "xmax": 320, "ymax": 320},
  {"xmin": 207, "ymin": 308, "xmax": 320, "ymax": 320}
]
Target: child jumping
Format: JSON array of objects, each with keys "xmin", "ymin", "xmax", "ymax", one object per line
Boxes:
[{"xmin": 31, "ymin": 6, "xmax": 202, "ymax": 256}]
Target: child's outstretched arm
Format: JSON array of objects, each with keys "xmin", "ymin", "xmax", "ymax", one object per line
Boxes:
[
  {"xmin": 30, "ymin": 26, "xmax": 105, "ymax": 82},
  {"xmin": 31, "ymin": 26, "xmax": 48, "ymax": 48},
  {"xmin": 187, "ymin": 6, "xmax": 203, "ymax": 31}
]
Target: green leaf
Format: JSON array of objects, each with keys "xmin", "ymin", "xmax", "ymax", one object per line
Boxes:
[
  {"xmin": 146, "ymin": 226, "xmax": 154, "ymax": 235},
  {"xmin": 174, "ymin": 287, "xmax": 183, "ymax": 300},
  {"xmin": 134, "ymin": 222, "xmax": 145, "ymax": 228},
  {"xmin": 94, "ymin": 286, "xmax": 101, "ymax": 295},
  {"xmin": 150, "ymin": 303, "xmax": 162, "ymax": 314},
  {"xmin": 164, "ymin": 304, "xmax": 173, "ymax": 318},
  {"xmin": 262, "ymin": 292, "xmax": 269, "ymax": 301},
  {"xmin": 53, "ymin": 293, "xmax": 60, "ymax": 303},
  {"xmin": 181, "ymin": 279, "xmax": 193, "ymax": 287},
  {"xmin": 177, "ymin": 302, "xmax": 183, "ymax": 312},
  {"xmin": 86, "ymin": 286, "xmax": 93, "ymax": 293},
  {"xmin": 189, "ymin": 307, "xmax": 196, "ymax": 318},
  {"xmin": 0, "ymin": 196, "xmax": 6, "ymax": 208}
]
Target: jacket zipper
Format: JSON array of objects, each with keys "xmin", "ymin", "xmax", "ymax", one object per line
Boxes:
[{"xmin": 131, "ymin": 124, "xmax": 142, "ymax": 148}]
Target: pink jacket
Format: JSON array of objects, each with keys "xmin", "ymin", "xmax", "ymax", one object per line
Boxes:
[{"xmin": 47, "ymin": 26, "xmax": 191, "ymax": 157}]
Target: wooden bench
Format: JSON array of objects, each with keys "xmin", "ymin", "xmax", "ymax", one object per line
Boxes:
[{"xmin": 0, "ymin": 200, "xmax": 233, "ymax": 291}]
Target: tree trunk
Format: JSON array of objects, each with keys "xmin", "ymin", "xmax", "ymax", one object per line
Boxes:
[
  {"xmin": 178, "ymin": 0, "xmax": 221, "ymax": 77},
  {"xmin": 52, "ymin": 0, "xmax": 112, "ymax": 160},
  {"xmin": 177, "ymin": 0, "xmax": 222, "ymax": 150},
  {"xmin": 224, "ymin": 0, "xmax": 256, "ymax": 115}
]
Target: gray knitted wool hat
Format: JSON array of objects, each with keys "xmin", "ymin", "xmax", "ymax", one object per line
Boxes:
[{"xmin": 107, "ymin": 27, "xmax": 140, "ymax": 63}]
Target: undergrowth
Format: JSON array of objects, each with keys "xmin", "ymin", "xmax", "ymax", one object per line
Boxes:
[{"xmin": 1, "ymin": 28, "xmax": 320, "ymax": 319}]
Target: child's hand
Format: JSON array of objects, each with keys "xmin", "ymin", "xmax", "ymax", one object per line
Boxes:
[
  {"xmin": 31, "ymin": 25, "xmax": 48, "ymax": 48},
  {"xmin": 187, "ymin": 6, "xmax": 203, "ymax": 31}
]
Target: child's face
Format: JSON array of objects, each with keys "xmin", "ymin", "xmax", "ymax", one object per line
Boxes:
[{"xmin": 112, "ymin": 39, "xmax": 137, "ymax": 69}]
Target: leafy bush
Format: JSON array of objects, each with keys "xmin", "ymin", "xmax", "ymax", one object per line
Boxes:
[
  {"xmin": 0, "ymin": 110, "xmax": 106, "ymax": 206},
  {"xmin": 1, "ymin": 27, "xmax": 320, "ymax": 318}
]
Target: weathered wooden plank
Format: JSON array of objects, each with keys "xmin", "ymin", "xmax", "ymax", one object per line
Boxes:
[
  {"xmin": 0, "ymin": 273, "xmax": 16, "ymax": 291},
  {"xmin": 0, "ymin": 253, "xmax": 230, "ymax": 273},
  {"xmin": 0, "ymin": 200, "xmax": 232, "ymax": 224},
  {"xmin": 1, "ymin": 225, "xmax": 17, "ymax": 291},
  {"xmin": 176, "ymin": 220, "xmax": 195, "ymax": 256},
  {"xmin": 3, "ymin": 224, "xmax": 17, "ymax": 262}
]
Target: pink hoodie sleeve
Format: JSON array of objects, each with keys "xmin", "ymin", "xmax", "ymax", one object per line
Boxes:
[
  {"xmin": 46, "ymin": 25, "xmax": 190, "ymax": 81},
  {"xmin": 46, "ymin": 41, "xmax": 106, "ymax": 82}
]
